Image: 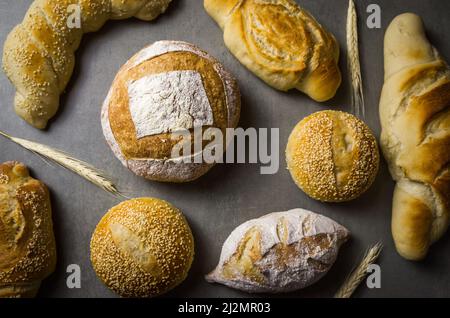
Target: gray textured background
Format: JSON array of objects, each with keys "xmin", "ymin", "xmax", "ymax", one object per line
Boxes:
[{"xmin": 1, "ymin": 0, "xmax": 449, "ymax": 298}]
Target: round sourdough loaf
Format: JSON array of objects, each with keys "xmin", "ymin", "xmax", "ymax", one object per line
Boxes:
[
  {"xmin": 90, "ymin": 198, "xmax": 194, "ymax": 298},
  {"xmin": 286, "ymin": 111, "xmax": 379, "ymax": 202},
  {"xmin": 101, "ymin": 41, "xmax": 241, "ymax": 182}
]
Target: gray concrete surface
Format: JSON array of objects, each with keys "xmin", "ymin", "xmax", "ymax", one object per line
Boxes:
[{"xmin": 1, "ymin": 0, "xmax": 449, "ymax": 298}]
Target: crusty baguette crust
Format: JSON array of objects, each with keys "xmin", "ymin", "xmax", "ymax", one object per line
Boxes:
[
  {"xmin": 380, "ymin": 13, "xmax": 450, "ymax": 260},
  {"xmin": 2, "ymin": 0, "xmax": 172, "ymax": 129},
  {"xmin": 204, "ymin": 0, "xmax": 341, "ymax": 102},
  {"xmin": 0, "ymin": 162, "xmax": 56, "ymax": 298}
]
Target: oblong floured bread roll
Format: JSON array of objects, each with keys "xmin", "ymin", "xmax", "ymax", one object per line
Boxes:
[
  {"xmin": 101, "ymin": 40, "xmax": 241, "ymax": 182},
  {"xmin": 206, "ymin": 208, "xmax": 349, "ymax": 293},
  {"xmin": 90, "ymin": 198, "xmax": 195, "ymax": 298},
  {"xmin": 0, "ymin": 161, "xmax": 56, "ymax": 298},
  {"xmin": 204, "ymin": 0, "xmax": 341, "ymax": 102}
]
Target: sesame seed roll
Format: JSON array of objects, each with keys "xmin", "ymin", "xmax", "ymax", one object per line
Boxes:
[
  {"xmin": 286, "ymin": 111, "xmax": 379, "ymax": 202},
  {"xmin": 90, "ymin": 198, "xmax": 194, "ymax": 297}
]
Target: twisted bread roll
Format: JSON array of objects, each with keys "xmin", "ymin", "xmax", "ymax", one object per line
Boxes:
[
  {"xmin": 204, "ymin": 0, "xmax": 341, "ymax": 102},
  {"xmin": 380, "ymin": 13, "xmax": 450, "ymax": 260},
  {"xmin": 2, "ymin": 0, "xmax": 172, "ymax": 129},
  {"xmin": 0, "ymin": 162, "xmax": 56, "ymax": 298}
]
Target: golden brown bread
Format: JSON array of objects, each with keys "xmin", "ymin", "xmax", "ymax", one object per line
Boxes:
[
  {"xmin": 2, "ymin": 0, "xmax": 172, "ymax": 129},
  {"xmin": 101, "ymin": 41, "xmax": 240, "ymax": 182},
  {"xmin": 90, "ymin": 198, "xmax": 194, "ymax": 297},
  {"xmin": 380, "ymin": 13, "xmax": 450, "ymax": 260},
  {"xmin": 286, "ymin": 110, "xmax": 379, "ymax": 202},
  {"xmin": 204, "ymin": 0, "xmax": 341, "ymax": 102},
  {"xmin": 0, "ymin": 161, "xmax": 56, "ymax": 298}
]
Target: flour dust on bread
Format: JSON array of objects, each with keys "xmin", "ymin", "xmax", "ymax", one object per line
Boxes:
[
  {"xmin": 101, "ymin": 40, "xmax": 241, "ymax": 183},
  {"xmin": 206, "ymin": 209, "xmax": 349, "ymax": 293},
  {"xmin": 379, "ymin": 13, "xmax": 450, "ymax": 260},
  {"xmin": 0, "ymin": 162, "xmax": 56, "ymax": 298},
  {"xmin": 204, "ymin": 0, "xmax": 341, "ymax": 102},
  {"xmin": 2, "ymin": 0, "xmax": 173, "ymax": 129}
]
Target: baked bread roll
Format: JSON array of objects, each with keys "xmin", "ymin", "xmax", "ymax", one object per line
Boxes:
[
  {"xmin": 286, "ymin": 110, "xmax": 379, "ymax": 202},
  {"xmin": 206, "ymin": 208, "xmax": 349, "ymax": 293},
  {"xmin": 90, "ymin": 198, "xmax": 194, "ymax": 297},
  {"xmin": 204, "ymin": 0, "xmax": 341, "ymax": 102},
  {"xmin": 101, "ymin": 40, "xmax": 241, "ymax": 182},
  {"xmin": 379, "ymin": 13, "xmax": 450, "ymax": 260},
  {"xmin": 0, "ymin": 162, "xmax": 56, "ymax": 298},
  {"xmin": 2, "ymin": 0, "xmax": 172, "ymax": 129}
]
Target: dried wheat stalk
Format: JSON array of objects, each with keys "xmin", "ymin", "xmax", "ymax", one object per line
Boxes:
[
  {"xmin": 334, "ymin": 242, "xmax": 383, "ymax": 298},
  {"xmin": 0, "ymin": 130, "xmax": 121, "ymax": 196},
  {"xmin": 347, "ymin": 0, "xmax": 365, "ymax": 119}
]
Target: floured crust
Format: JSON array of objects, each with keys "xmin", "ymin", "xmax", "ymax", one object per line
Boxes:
[
  {"xmin": 0, "ymin": 161, "xmax": 56, "ymax": 298},
  {"xmin": 101, "ymin": 40, "xmax": 241, "ymax": 182},
  {"xmin": 206, "ymin": 208, "xmax": 349, "ymax": 293},
  {"xmin": 90, "ymin": 198, "xmax": 194, "ymax": 298}
]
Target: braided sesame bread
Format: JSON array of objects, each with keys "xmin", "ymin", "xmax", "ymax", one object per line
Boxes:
[
  {"xmin": 2, "ymin": 0, "xmax": 172, "ymax": 129},
  {"xmin": 90, "ymin": 198, "xmax": 194, "ymax": 298},
  {"xmin": 204, "ymin": 0, "xmax": 341, "ymax": 102},
  {"xmin": 286, "ymin": 111, "xmax": 379, "ymax": 202},
  {"xmin": 206, "ymin": 208, "xmax": 349, "ymax": 293},
  {"xmin": 101, "ymin": 41, "xmax": 241, "ymax": 182},
  {"xmin": 0, "ymin": 162, "xmax": 56, "ymax": 298},
  {"xmin": 380, "ymin": 14, "xmax": 450, "ymax": 260}
]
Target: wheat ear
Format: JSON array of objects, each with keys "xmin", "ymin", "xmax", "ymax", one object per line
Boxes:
[
  {"xmin": 347, "ymin": 0, "xmax": 365, "ymax": 119},
  {"xmin": 334, "ymin": 242, "xmax": 383, "ymax": 298},
  {"xmin": 0, "ymin": 130, "xmax": 121, "ymax": 196}
]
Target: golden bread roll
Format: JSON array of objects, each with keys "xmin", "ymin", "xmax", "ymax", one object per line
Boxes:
[
  {"xmin": 204, "ymin": 0, "xmax": 341, "ymax": 102},
  {"xmin": 101, "ymin": 40, "xmax": 241, "ymax": 183},
  {"xmin": 286, "ymin": 111, "xmax": 379, "ymax": 202},
  {"xmin": 206, "ymin": 208, "xmax": 349, "ymax": 293},
  {"xmin": 2, "ymin": 0, "xmax": 173, "ymax": 129},
  {"xmin": 90, "ymin": 198, "xmax": 194, "ymax": 298},
  {"xmin": 0, "ymin": 161, "xmax": 56, "ymax": 298},
  {"xmin": 380, "ymin": 13, "xmax": 450, "ymax": 260}
]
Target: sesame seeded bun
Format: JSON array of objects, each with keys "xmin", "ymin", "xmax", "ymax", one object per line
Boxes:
[
  {"xmin": 90, "ymin": 198, "xmax": 194, "ymax": 298},
  {"xmin": 0, "ymin": 161, "xmax": 56, "ymax": 298},
  {"xmin": 286, "ymin": 111, "xmax": 379, "ymax": 202}
]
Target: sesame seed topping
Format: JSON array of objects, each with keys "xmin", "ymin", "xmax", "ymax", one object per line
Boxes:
[
  {"xmin": 90, "ymin": 198, "xmax": 194, "ymax": 297},
  {"xmin": 286, "ymin": 111, "xmax": 379, "ymax": 202}
]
